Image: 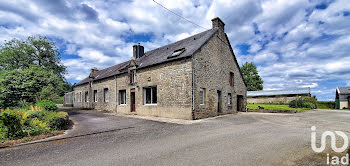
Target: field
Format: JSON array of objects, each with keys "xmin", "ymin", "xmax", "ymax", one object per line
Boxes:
[{"xmin": 247, "ymin": 103, "xmax": 311, "ymax": 112}]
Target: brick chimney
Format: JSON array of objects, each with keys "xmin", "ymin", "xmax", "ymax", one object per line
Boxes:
[
  {"xmin": 211, "ymin": 17, "xmax": 225, "ymax": 32},
  {"xmin": 133, "ymin": 43, "xmax": 144, "ymax": 59}
]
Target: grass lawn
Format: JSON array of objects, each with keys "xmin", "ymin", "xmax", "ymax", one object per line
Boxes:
[{"xmin": 247, "ymin": 104, "xmax": 311, "ymax": 112}]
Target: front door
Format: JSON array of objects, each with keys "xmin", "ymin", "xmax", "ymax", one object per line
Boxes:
[
  {"xmin": 237, "ymin": 95, "xmax": 244, "ymax": 112},
  {"xmin": 130, "ymin": 89, "xmax": 135, "ymax": 112},
  {"xmin": 217, "ymin": 90, "xmax": 221, "ymax": 113}
]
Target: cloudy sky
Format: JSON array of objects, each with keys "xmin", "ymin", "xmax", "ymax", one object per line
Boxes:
[{"xmin": 0, "ymin": 0, "xmax": 349, "ymax": 101}]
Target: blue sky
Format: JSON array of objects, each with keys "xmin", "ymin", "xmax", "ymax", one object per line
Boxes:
[{"xmin": 0, "ymin": 0, "xmax": 349, "ymax": 101}]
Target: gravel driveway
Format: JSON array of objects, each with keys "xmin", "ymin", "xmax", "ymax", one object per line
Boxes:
[{"xmin": 1, "ymin": 109, "xmax": 349, "ymax": 166}]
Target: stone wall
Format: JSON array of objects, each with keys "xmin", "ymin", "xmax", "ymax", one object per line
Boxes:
[
  {"xmin": 339, "ymin": 101, "xmax": 349, "ymax": 109},
  {"xmin": 73, "ymin": 76, "xmax": 117, "ymax": 111},
  {"xmin": 192, "ymin": 29, "xmax": 247, "ymax": 119},
  {"xmin": 116, "ymin": 58, "xmax": 193, "ymax": 120},
  {"xmin": 247, "ymin": 95, "xmax": 308, "ymax": 104}
]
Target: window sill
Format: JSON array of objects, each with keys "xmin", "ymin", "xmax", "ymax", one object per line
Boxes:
[
  {"xmin": 119, "ymin": 104, "xmax": 127, "ymax": 106},
  {"xmin": 144, "ymin": 104, "xmax": 157, "ymax": 106}
]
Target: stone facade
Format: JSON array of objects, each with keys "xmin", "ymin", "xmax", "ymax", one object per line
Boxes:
[
  {"xmin": 192, "ymin": 21, "xmax": 247, "ymax": 119},
  {"xmin": 72, "ymin": 17, "xmax": 247, "ymax": 120}
]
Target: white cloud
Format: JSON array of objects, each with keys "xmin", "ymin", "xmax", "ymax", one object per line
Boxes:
[
  {"xmin": 0, "ymin": 0, "xmax": 350, "ymax": 101},
  {"xmin": 301, "ymin": 83, "xmax": 318, "ymax": 88}
]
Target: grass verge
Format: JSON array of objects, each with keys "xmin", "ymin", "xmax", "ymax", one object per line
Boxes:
[{"xmin": 247, "ymin": 104, "xmax": 311, "ymax": 112}]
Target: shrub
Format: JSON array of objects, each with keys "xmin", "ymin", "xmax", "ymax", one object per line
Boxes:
[
  {"xmin": 0, "ymin": 110, "xmax": 23, "ymax": 138},
  {"xmin": 303, "ymin": 96, "xmax": 318, "ymax": 108},
  {"xmin": 303, "ymin": 102, "xmax": 316, "ymax": 109},
  {"xmin": 36, "ymin": 100, "xmax": 58, "ymax": 112},
  {"xmin": 45, "ymin": 112, "xmax": 69, "ymax": 130},
  {"xmin": 289, "ymin": 98, "xmax": 304, "ymax": 108},
  {"xmin": 26, "ymin": 110, "xmax": 49, "ymax": 121},
  {"xmin": 289, "ymin": 98, "xmax": 315, "ymax": 109}
]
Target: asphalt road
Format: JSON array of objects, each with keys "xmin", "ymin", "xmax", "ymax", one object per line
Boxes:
[{"xmin": 1, "ymin": 109, "xmax": 350, "ymax": 166}]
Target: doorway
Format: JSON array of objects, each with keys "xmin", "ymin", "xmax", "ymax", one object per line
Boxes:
[
  {"xmin": 237, "ymin": 95, "xmax": 244, "ymax": 112},
  {"xmin": 217, "ymin": 90, "xmax": 221, "ymax": 113},
  {"xmin": 130, "ymin": 89, "xmax": 135, "ymax": 112}
]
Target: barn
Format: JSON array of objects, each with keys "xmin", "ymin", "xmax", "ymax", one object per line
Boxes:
[{"xmin": 247, "ymin": 88, "xmax": 311, "ymax": 104}]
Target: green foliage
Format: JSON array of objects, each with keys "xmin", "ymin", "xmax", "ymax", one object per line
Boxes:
[
  {"xmin": 240, "ymin": 62, "xmax": 263, "ymax": 91},
  {"xmin": 45, "ymin": 112, "xmax": 69, "ymax": 130},
  {"xmin": 302, "ymin": 102, "xmax": 316, "ymax": 109},
  {"xmin": 0, "ymin": 107, "xmax": 69, "ymax": 141},
  {"xmin": 0, "ymin": 36, "xmax": 72, "ymax": 108},
  {"xmin": 0, "ymin": 110, "xmax": 23, "ymax": 138},
  {"xmin": 303, "ymin": 96, "xmax": 318, "ymax": 108},
  {"xmin": 247, "ymin": 104, "xmax": 310, "ymax": 112},
  {"xmin": 52, "ymin": 96, "xmax": 64, "ymax": 104},
  {"xmin": 36, "ymin": 100, "xmax": 58, "ymax": 112},
  {"xmin": 317, "ymin": 101, "xmax": 336, "ymax": 109},
  {"xmin": 0, "ymin": 36, "xmax": 66, "ymax": 77},
  {"xmin": 289, "ymin": 98, "xmax": 316, "ymax": 109}
]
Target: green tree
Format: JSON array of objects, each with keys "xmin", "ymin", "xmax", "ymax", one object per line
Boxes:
[
  {"xmin": 0, "ymin": 36, "xmax": 66, "ymax": 78},
  {"xmin": 0, "ymin": 36, "xmax": 71, "ymax": 108},
  {"xmin": 240, "ymin": 62, "xmax": 264, "ymax": 91},
  {"xmin": 0, "ymin": 66, "xmax": 62, "ymax": 106}
]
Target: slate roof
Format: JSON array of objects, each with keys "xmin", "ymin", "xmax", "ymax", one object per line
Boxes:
[
  {"xmin": 337, "ymin": 87, "xmax": 350, "ymax": 94},
  {"xmin": 247, "ymin": 88, "xmax": 311, "ymax": 97},
  {"xmin": 75, "ymin": 29, "xmax": 217, "ymax": 86},
  {"xmin": 336, "ymin": 87, "xmax": 350, "ymax": 100}
]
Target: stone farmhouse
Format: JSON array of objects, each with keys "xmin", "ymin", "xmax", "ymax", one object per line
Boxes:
[
  {"xmin": 69, "ymin": 17, "xmax": 247, "ymax": 120},
  {"xmin": 335, "ymin": 87, "xmax": 350, "ymax": 109}
]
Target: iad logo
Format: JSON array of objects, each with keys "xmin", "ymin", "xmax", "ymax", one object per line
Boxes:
[
  {"xmin": 311, "ymin": 126, "xmax": 349, "ymax": 153},
  {"xmin": 311, "ymin": 126, "xmax": 349, "ymax": 165}
]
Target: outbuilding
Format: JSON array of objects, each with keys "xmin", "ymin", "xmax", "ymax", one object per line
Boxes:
[
  {"xmin": 247, "ymin": 88, "xmax": 311, "ymax": 104},
  {"xmin": 335, "ymin": 87, "xmax": 350, "ymax": 109}
]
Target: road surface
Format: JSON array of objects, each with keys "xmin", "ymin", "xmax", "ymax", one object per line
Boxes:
[{"xmin": 1, "ymin": 109, "xmax": 349, "ymax": 166}]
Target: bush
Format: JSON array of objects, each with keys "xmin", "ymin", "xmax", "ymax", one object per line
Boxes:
[
  {"xmin": 303, "ymin": 96, "xmax": 318, "ymax": 108},
  {"xmin": 289, "ymin": 98, "xmax": 315, "ymax": 109},
  {"xmin": 45, "ymin": 112, "xmax": 69, "ymax": 130},
  {"xmin": 26, "ymin": 110, "xmax": 49, "ymax": 121},
  {"xmin": 0, "ymin": 110, "xmax": 23, "ymax": 138},
  {"xmin": 36, "ymin": 100, "xmax": 58, "ymax": 112},
  {"xmin": 303, "ymin": 102, "xmax": 316, "ymax": 109},
  {"xmin": 0, "ymin": 107, "xmax": 69, "ymax": 141},
  {"xmin": 289, "ymin": 98, "xmax": 304, "ymax": 108}
]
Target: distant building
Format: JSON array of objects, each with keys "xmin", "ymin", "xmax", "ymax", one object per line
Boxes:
[
  {"xmin": 335, "ymin": 87, "xmax": 350, "ymax": 109},
  {"xmin": 65, "ymin": 17, "xmax": 247, "ymax": 120},
  {"xmin": 247, "ymin": 88, "xmax": 311, "ymax": 104}
]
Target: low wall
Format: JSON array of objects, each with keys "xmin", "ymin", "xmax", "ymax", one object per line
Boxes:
[{"xmin": 247, "ymin": 95, "xmax": 308, "ymax": 104}]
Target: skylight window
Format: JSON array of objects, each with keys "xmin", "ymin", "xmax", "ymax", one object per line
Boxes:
[{"xmin": 168, "ymin": 48, "xmax": 185, "ymax": 59}]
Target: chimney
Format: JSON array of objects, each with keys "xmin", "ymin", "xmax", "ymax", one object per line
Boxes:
[
  {"xmin": 133, "ymin": 43, "xmax": 144, "ymax": 59},
  {"xmin": 211, "ymin": 17, "xmax": 225, "ymax": 32},
  {"xmin": 89, "ymin": 67, "xmax": 98, "ymax": 78}
]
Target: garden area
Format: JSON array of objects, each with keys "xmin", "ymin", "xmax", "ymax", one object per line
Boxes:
[
  {"xmin": 0, "ymin": 100, "xmax": 69, "ymax": 145},
  {"xmin": 247, "ymin": 97, "xmax": 318, "ymax": 113}
]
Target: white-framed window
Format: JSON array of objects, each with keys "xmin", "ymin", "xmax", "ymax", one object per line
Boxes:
[
  {"xmin": 119, "ymin": 90, "xmax": 126, "ymax": 105},
  {"xmin": 144, "ymin": 86, "xmax": 157, "ymax": 105},
  {"xmin": 85, "ymin": 91, "xmax": 89, "ymax": 102},
  {"xmin": 94, "ymin": 90, "xmax": 98, "ymax": 102},
  {"xmin": 200, "ymin": 88, "xmax": 205, "ymax": 105},
  {"xmin": 228, "ymin": 93, "xmax": 232, "ymax": 105},
  {"xmin": 104, "ymin": 88, "xmax": 109, "ymax": 102},
  {"xmin": 76, "ymin": 92, "xmax": 82, "ymax": 102}
]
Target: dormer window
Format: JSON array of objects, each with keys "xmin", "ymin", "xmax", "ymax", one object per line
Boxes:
[{"xmin": 168, "ymin": 48, "xmax": 185, "ymax": 59}]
